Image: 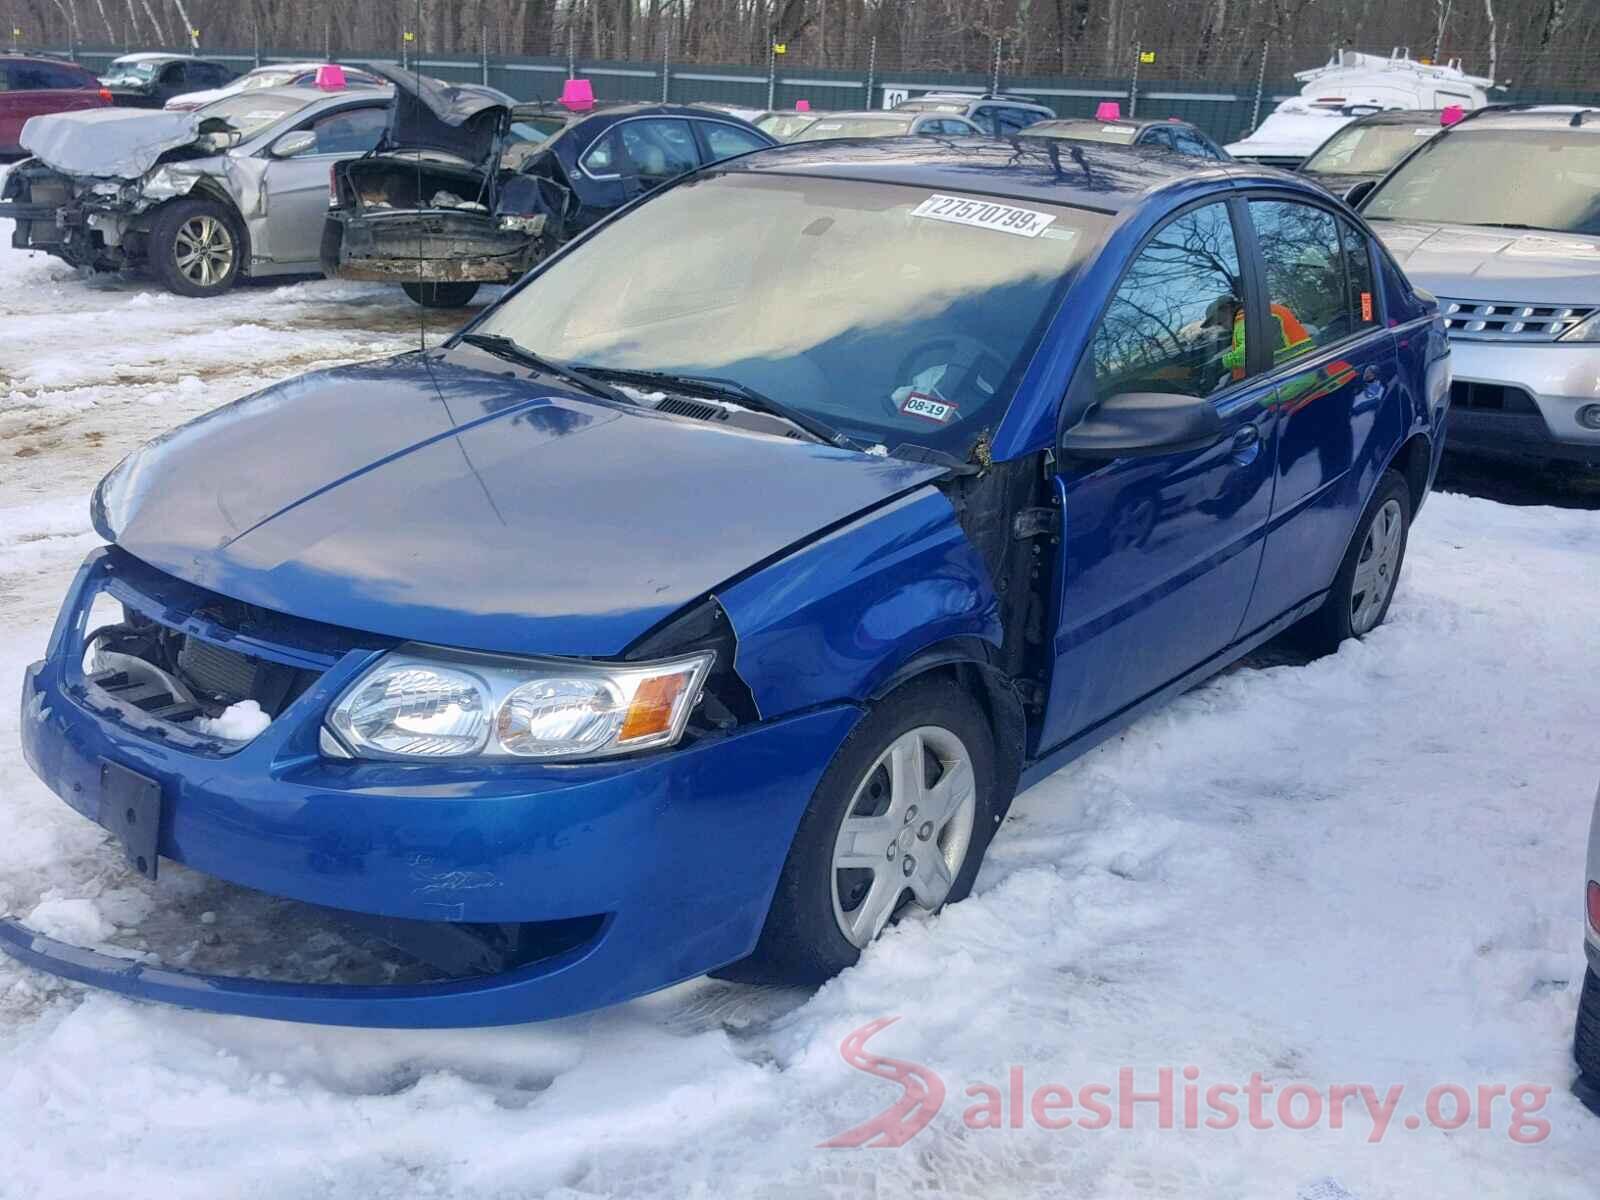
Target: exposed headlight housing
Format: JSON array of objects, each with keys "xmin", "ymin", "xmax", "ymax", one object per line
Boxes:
[
  {"xmin": 1557, "ymin": 311, "xmax": 1600, "ymax": 342},
  {"xmin": 325, "ymin": 646, "xmax": 714, "ymax": 762}
]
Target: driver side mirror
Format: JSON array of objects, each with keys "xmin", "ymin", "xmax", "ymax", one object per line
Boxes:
[
  {"xmin": 270, "ymin": 129, "xmax": 318, "ymax": 159},
  {"xmin": 1342, "ymin": 179, "xmax": 1377, "ymax": 208},
  {"xmin": 1060, "ymin": 392, "xmax": 1226, "ymax": 460}
]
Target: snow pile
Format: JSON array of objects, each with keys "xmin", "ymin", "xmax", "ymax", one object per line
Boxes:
[
  {"xmin": 191, "ymin": 700, "xmax": 271, "ymax": 742},
  {"xmin": 22, "ymin": 896, "xmax": 115, "ymax": 946}
]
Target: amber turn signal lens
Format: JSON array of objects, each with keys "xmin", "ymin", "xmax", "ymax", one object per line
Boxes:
[{"xmin": 618, "ymin": 670, "xmax": 693, "ymax": 743}]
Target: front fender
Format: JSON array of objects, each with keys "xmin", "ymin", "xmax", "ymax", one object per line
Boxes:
[{"xmin": 717, "ymin": 487, "xmax": 1004, "ymax": 718}]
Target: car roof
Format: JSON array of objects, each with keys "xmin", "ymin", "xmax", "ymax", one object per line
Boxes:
[
  {"xmin": 808, "ymin": 110, "xmax": 917, "ymax": 120},
  {"xmin": 559, "ymin": 101, "xmax": 765, "ymax": 123},
  {"xmin": 1031, "ymin": 116, "xmax": 1191, "ymax": 133},
  {"xmin": 721, "ymin": 138, "xmax": 1276, "ymax": 213},
  {"xmin": 1339, "ymin": 107, "xmax": 1447, "ymax": 127},
  {"xmin": 216, "ymin": 84, "xmax": 392, "ymax": 108},
  {"xmin": 109, "ymin": 52, "xmax": 188, "ymax": 62},
  {"xmin": 901, "ymin": 92, "xmax": 1051, "ymax": 108},
  {"xmin": 247, "ymin": 61, "xmax": 335, "ymax": 73},
  {"xmin": 1, "ymin": 53, "xmax": 91, "ymax": 67},
  {"xmin": 1442, "ymin": 103, "xmax": 1600, "ymax": 131}
]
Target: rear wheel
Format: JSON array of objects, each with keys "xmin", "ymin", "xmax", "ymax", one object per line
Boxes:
[
  {"xmin": 1294, "ymin": 469, "xmax": 1412, "ymax": 655},
  {"xmin": 1577, "ymin": 968, "xmax": 1600, "ymax": 1083},
  {"xmin": 402, "ymin": 281, "xmax": 480, "ymax": 308},
  {"xmin": 149, "ymin": 197, "xmax": 242, "ymax": 297},
  {"xmin": 726, "ymin": 677, "xmax": 1000, "ymax": 984}
]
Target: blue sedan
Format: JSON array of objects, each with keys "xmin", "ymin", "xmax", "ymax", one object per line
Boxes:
[{"xmin": 8, "ymin": 139, "xmax": 1449, "ymax": 1025}]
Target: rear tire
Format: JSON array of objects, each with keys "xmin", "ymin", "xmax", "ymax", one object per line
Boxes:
[
  {"xmin": 1293, "ymin": 469, "xmax": 1412, "ymax": 655},
  {"xmin": 149, "ymin": 197, "xmax": 243, "ymax": 297},
  {"xmin": 1577, "ymin": 968, "xmax": 1600, "ymax": 1083},
  {"xmin": 402, "ymin": 281, "xmax": 480, "ymax": 308},
  {"xmin": 723, "ymin": 677, "xmax": 1001, "ymax": 985}
]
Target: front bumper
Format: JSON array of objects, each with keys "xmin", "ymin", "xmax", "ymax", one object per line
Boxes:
[
  {"xmin": 1445, "ymin": 340, "xmax": 1600, "ymax": 468},
  {"xmin": 8, "ymin": 549, "xmax": 861, "ymax": 1025}
]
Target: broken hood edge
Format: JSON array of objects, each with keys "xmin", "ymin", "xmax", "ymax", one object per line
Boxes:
[{"xmin": 20, "ymin": 108, "xmax": 201, "ymax": 179}]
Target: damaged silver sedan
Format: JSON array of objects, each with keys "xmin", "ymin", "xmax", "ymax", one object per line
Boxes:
[{"xmin": 0, "ymin": 85, "xmax": 392, "ymax": 296}]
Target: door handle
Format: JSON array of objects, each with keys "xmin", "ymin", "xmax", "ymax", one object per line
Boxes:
[{"xmin": 1230, "ymin": 424, "xmax": 1261, "ymax": 465}]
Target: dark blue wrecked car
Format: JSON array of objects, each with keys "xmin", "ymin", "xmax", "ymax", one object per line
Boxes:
[{"xmin": 9, "ymin": 139, "xmax": 1449, "ymax": 1026}]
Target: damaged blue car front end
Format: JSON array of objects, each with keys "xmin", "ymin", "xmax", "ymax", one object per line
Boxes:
[{"xmin": 8, "ymin": 343, "xmax": 1004, "ymax": 1024}]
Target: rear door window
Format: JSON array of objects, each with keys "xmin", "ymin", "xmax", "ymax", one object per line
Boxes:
[
  {"xmin": 1247, "ymin": 199, "xmax": 1360, "ymax": 364},
  {"xmin": 311, "ymin": 106, "xmax": 387, "ymax": 155},
  {"xmin": 1140, "ymin": 126, "xmax": 1176, "ymax": 151},
  {"xmin": 996, "ymin": 107, "xmax": 1037, "ymax": 136},
  {"xmin": 618, "ymin": 118, "xmax": 700, "ymax": 180},
  {"xmin": 1337, "ymin": 216, "xmax": 1381, "ymax": 329},
  {"xmin": 698, "ymin": 121, "xmax": 768, "ymax": 162},
  {"xmin": 1092, "ymin": 200, "xmax": 1248, "ymax": 400},
  {"xmin": 8, "ymin": 62, "xmax": 56, "ymax": 91}
]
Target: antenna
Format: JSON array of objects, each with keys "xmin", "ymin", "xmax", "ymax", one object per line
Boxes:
[{"xmin": 415, "ymin": 0, "xmax": 425, "ymax": 356}]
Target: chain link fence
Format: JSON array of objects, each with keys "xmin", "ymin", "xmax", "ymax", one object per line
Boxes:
[{"xmin": 12, "ymin": 25, "xmax": 1600, "ymax": 146}]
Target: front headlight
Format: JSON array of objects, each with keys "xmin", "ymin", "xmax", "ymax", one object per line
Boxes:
[
  {"xmin": 1558, "ymin": 311, "xmax": 1600, "ymax": 342},
  {"xmin": 325, "ymin": 646, "xmax": 714, "ymax": 762}
]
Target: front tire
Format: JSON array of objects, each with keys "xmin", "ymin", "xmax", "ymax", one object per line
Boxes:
[
  {"xmin": 402, "ymin": 281, "xmax": 480, "ymax": 308},
  {"xmin": 1295, "ymin": 469, "xmax": 1412, "ymax": 655},
  {"xmin": 728, "ymin": 677, "xmax": 1001, "ymax": 985},
  {"xmin": 149, "ymin": 197, "xmax": 243, "ymax": 296}
]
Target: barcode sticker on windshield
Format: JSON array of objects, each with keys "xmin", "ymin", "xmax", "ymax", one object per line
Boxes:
[{"xmin": 911, "ymin": 194, "xmax": 1056, "ymax": 238}]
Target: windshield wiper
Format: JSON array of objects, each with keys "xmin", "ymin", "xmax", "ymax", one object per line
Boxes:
[
  {"xmin": 575, "ymin": 365, "xmax": 859, "ymax": 449},
  {"xmin": 1451, "ymin": 221, "xmax": 1564, "ymax": 232},
  {"xmin": 455, "ymin": 333, "xmax": 633, "ymax": 406}
]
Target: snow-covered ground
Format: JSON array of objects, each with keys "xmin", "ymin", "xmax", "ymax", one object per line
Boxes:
[{"xmin": 1, "ymin": 192, "xmax": 1598, "ymax": 1199}]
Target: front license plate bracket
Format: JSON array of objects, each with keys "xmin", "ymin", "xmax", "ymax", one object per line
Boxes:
[{"xmin": 98, "ymin": 761, "xmax": 162, "ymax": 880}]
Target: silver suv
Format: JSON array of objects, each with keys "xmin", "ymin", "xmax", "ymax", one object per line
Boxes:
[
  {"xmin": 893, "ymin": 91, "xmax": 1054, "ymax": 137},
  {"xmin": 1358, "ymin": 106, "xmax": 1600, "ymax": 471}
]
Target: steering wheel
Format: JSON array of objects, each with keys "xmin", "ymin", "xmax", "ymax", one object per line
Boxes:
[{"xmin": 885, "ymin": 334, "xmax": 1010, "ymax": 420}]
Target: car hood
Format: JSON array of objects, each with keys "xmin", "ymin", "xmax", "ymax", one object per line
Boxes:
[
  {"xmin": 94, "ymin": 354, "xmax": 943, "ymax": 658},
  {"xmin": 367, "ymin": 63, "xmax": 506, "ymax": 165},
  {"xmin": 1370, "ymin": 220, "xmax": 1600, "ymax": 303},
  {"xmin": 21, "ymin": 107, "xmax": 202, "ymax": 178}
]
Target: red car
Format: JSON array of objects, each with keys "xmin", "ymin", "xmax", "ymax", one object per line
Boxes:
[{"xmin": 0, "ymin": 54, "xmax": 110, "ymax": 155}]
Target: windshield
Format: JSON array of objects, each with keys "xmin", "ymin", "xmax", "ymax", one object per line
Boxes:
[
  {"xmin": 757, "ymin": 112, "xmax": 820, "ymax": 140},
  {"xmin": 1302, "ymin": 120, "xmax": 1437, "ymax": 176},
  {"xmin": 474, "ymin": 173, "xmax": 1100, "ymax": 453},
  {"xmin": 1364, "ymin": 129, "xmax": 1600, "ymax": 233},
  {"xmin": 106, "ymin": 58, "xmax": 160, "ymax": 82},
  {"xmin": 1027, "ymin": 122, "xmax": 1139, "ymax": 145},
  {"xmin": 194, "ymin": 92, "xmax": 306, "ymax": 137},
  {"xmin": 793, "ymin": 116, "xmax": 913, "ymax": 140},
  {"xmin": 238, "ymin": 70, "xmax": 298, "ymax": 91}
]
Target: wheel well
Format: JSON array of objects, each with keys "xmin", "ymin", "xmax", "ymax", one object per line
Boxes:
[
  {"xmin": 874, "ymin": 657, "xmax": 1026, "ymax": 820},
  {"xmin": 1393, "ymin": 432, "xmax": 1433, "ymax": 512},
  {"xmin": 145, "ymin": 187, "xmax": 251, "ymax": 261}
]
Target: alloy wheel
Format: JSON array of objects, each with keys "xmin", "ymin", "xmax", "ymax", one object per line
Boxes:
[
  {"xmin": 173, "ymin": 215, "xmax": 234, "ymax": 289},
  {"xmin": 829, "ymin": 725, "xmax": 977, "ymax": 948},
  {"xmin": 1350, "ymin": 497, "xmax": 1404, "ymax": 634}
]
